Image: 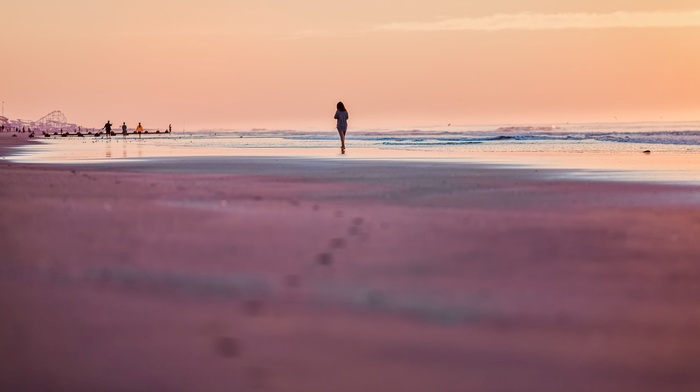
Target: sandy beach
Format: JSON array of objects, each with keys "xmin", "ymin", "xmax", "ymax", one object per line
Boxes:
[{"xmin": 2, "ymin": 133, "xmax": 700, "ymax": 391}]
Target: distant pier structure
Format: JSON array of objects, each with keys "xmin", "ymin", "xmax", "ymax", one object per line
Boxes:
[{"xmin": 8, "ymin": 110, "xmax": 79, "ymax": 132}]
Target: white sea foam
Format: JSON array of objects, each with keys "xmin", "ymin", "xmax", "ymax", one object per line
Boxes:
[{"xmin": 194, "ymin": 121, "xmax": 700, "ymax": 152}]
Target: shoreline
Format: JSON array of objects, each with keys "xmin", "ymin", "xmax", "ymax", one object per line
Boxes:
[
  {"xmin": 2, "ymin": 132, "xmax": 700, "ymax": 391},
  {"xmin": 4, "ymin": 132, "xmax": 700, "ymax": 186}
]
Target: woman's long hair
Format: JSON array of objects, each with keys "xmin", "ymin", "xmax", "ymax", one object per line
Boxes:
[{"xmin": 336, "ymin": 101, "xmax": 346, "ymax": 112}]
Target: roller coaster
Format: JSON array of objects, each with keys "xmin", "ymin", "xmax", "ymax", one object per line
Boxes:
[{"xmin": 6, "ymin": 110, "xmax": 79, "ymax": 131}]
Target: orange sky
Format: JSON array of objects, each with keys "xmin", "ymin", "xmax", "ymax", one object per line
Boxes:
[{"xmin": 2, "ymin": 0, "xmax": 699, "ymax": 130}]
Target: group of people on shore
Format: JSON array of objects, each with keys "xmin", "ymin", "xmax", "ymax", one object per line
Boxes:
[
  {"xmin": 4, "ymin": 101, "xmax": 349, "ymax": 151},
  {"xmin": 101, "ymin": 121, "xmax": 172, "ymax": 139},
  {"xmin": 0, "ymin": 123, "xmax": 172, "ymax": 139}
]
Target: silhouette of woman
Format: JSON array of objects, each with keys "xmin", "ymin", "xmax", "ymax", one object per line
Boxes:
[
  {"xmin": 334, "ymin": 102, "xmax": 349, "ymax": 153},
  {"xmin": 136, "ymin": 122, "xmax": 143, "ymax": 139}
]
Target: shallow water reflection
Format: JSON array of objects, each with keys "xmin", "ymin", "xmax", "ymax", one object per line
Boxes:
[{"xmin": 8, "ymin": 133, "xmax": 700, "ymax": 184}]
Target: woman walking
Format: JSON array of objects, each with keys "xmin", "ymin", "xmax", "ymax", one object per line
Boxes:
[{"xmin": 334, "ymin": 102, "xmax": 349, "ymax": 154}]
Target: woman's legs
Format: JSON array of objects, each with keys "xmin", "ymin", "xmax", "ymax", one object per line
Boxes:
[{"xmin": 338, "ymin": 129, "xmax": 346, "ymax": 152}]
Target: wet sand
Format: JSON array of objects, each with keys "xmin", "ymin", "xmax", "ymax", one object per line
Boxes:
[{"xmin": 1, "ymin": 133, "xmax": 700, "ymax": 391}]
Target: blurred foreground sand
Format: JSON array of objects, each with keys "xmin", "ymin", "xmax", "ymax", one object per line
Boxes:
[{"xmin": 2, "ymin": 134, "xmax": 700, "ymax": 391}]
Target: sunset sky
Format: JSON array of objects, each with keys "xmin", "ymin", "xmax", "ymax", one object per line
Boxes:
[{"xmin": 2, "ymin": 0, "xmax": 699, "ymax": 130}]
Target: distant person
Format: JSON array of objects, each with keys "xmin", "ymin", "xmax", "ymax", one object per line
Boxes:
[
  {"xmin": 102, "ymin": 121, "xmax": 112, "ymax": 138},
  {"xmin": 334, "ymin": 101, "xmax": 349, "ymax": 153},
  {"xmin": 168, "ymin": 124, "xmax": 172, "ymax": 134},
  {"xmin": 121, "ymin": 122, "xmax": 128, "ymax": 138},
  {"xmin": 136, "ymin": 122, "xmax": 143, "ymax": 139}
]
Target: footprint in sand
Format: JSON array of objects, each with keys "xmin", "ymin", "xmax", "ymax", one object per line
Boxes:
[
  {"xmin": 348, "ymin": 216, "xmax": 365, "ymax": 236},
  {"xmin": 317, "ymin": 252, "xmax": 333, "ymax": 266},
  {"xmin": 329, "ymin": 238, "xmax": 346, "ymax": 249},
  {"xmin": 214, "ymin": 336, "xmax": 239, "ymax": 358}
]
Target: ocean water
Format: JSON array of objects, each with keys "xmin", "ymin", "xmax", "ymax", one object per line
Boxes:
[
  {"xmin": 7, "ymin": 121, "xmax": 700, "ymax": 183},
  {"xmin": 228, "ymin": 122, "xmax": 700, "ymax": 152}
]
